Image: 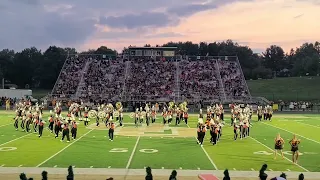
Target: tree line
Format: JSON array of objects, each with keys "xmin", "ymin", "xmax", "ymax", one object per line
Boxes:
[{"xmin": 0, "ymin": 40, "xmax": 319, "ymax": 90}]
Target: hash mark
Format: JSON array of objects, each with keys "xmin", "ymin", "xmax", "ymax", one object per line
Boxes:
[
  {"xmin": 93, "ymin": 136, "xmax": 95, "ymax": 137},
  {"xmin": 161, "ymin": 137, "xmax": 163, "ymax": 138},
  {"xmin": 54, "ymin": 165, "xmax": 57, "ymax": 168},
  {"xmin": 269, "ymin": 169, "xmax": 273, "ymax": 171},
  {"xmin": 264, "ymin": 139, "xmax": 266, "ymax": 140},
  {"xmin": 1, "ymin": 135, "xmax": 4, "ymax": 136},
  {"xmin": 179, "ymin": 167, "xmax": 182, "ymax": 169},
  {"xmin": 13, "ymin": 135, "xmax": 16, "ymax": 136},
  {"xmin": 90, "ymin": 166, "xmax": 93, "ymax": 168},
  {"xmin": 1, "ymin": 164, "xmax": 4, "ymax": 167},
  {"xmin": 197, "ymin": 167, "xmax": 200, "ymax": 170},
  {"xmin": 162, "ymin": 167, "xmax": 164, "ymax": 169},
  {"xmin": 144, "ymin": 166, "xmax": 146, "ymax": 169},
  {"xmin": 251, "ymin": 168, "xmax": 255, "ymax": 171},
  {"xmin": 287, "ymin": 169, "xmax": 291, "ymax": 171},
  {"xmin": 108, "ymin": 166, "xmax": 111, "ymax": 168},
  {"xmin": 233, "ymin": 168, "xmax": 236, "ymax": 170},
  {"xmin": 18, "ymin": 165, "xmax": 22, "ymax": 167}
]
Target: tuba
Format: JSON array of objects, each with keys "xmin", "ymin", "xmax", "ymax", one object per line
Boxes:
[
  {"xmin": 98, "ymin": 111, "xmax": 106, "ymax": 119},
  {"xmin": 88, "ymin": 110, "xmax": 97, "ymax": 118},
  {"xmin": 116, "ymin": 102, "xmax": 122, "ymax": 110},
  {"xmin": 129, "ymin": 112, "xmax": 135, "ymax": 118}
]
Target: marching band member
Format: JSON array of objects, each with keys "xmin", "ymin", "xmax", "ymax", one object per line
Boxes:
[
  {"xmin": 151, "ymin": 105, "xmax": 156, "ymax": 123},
  {"xmin": 267, "ymin": 106, "xmax": 273, "ymax": 121},
  {"xmin": 263, "ymin": 106, "xmax": 268, "ymax": 120},
  {"xmin": 67, "ymin": 111, "xmax": 72, "ymax": 124},
  {"xmin": 219, "ymin": 104, "xmax": 224, "ymax": 122},
  {"xmin": 197, "ymin": 120, "xmax": 206, "ymax": 146},
  {"xmin": 33, "ymin": 111, "xmax": 39, "ymax": 133},
  {"xmin": 162, "ymin": 108, "xmax": 167, "ymax": 125},
  {"xmin": 20, "ymin": 111, "xmax": 26, "ymax": 131},
  {"xmin": 289, "ymin": 135, "xmax": 301, "ymax": 164},
  {"xmin": 135, "ymin": 108, "xmax": 139, "ymax": 127},
  {"xmin": 61, "ymin": 122, "xmax": 70, "ymax": 142},
  {"xmin": 38, "ymin": 119, "xmax": 46, "ymax": 138},
  {"xmin": 257, "ymin": 106, "xmax": 263, "ymax": 121},
  {"xmin": 233, "ymin": 120, "xmax": 239, "ymax": 140},
  {"xmin": 183, "ymin": 108, "xmax": 189, "ymax": 124},
  {"xmin": 71, "ymin": 120, "xmax": 78, "ymax": 140},
  {"xmin": 209, "ymin": 119, "xmax": 215, "ymax": 143},
  {"xmin": 48, "ymin": 114, "xmax": 54, "ymax": 133},
  {"xmin": 167, "ymin": 110, "xmax": 172, "ymax": 124},
  {"xmin": 120, "ymin": 110, "xmax": 124, "ymax": 127},
  {"xmin": 108, "ymin": 120, "xmax": 115, "ymax": 141},
  {"xmin": 146, "ymin": 109, "xmax": 150, "ymax": 126},
  {"xmin": 243, "ymin": 116, "xmax": 249, "ymax": 138},
  {"xmin": 274, "ymin": 133, "xmax": 284, "ymax": 159},
  {"xmin": 54, "ymin": 118, "xmax": 62, "ymax": 138},
  {"xmin": 175, "ymin": 107, "xmax": 180, "ymax": 125},
  {"xmin": 84, "ymin": 106, "xmax": 90, "ymax": 126},
  {"xmin": 14, "ymin": 108, "xmax": 22, "ymax": 130},
  {"xmin": 26, "ymin": 111, "xmax": 32, "ymax": 133}
]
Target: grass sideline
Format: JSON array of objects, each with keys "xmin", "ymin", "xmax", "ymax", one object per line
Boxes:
[
  {"xmin": 247, "ymin": 76, "xmax": 320, "ymax": 101},
  {"xmin": 0, "ymin": 110, "xmax": 320, "ymax": 180}
]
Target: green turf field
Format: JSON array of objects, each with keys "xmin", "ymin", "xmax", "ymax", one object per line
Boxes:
[{"xmin": 0, "ymin": 111, "xmax": 319, "ymax": 172}]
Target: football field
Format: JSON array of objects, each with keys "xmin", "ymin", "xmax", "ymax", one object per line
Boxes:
[{"xmin": 0, "ymin": 110, "xmax": 319, "ymax": 174}]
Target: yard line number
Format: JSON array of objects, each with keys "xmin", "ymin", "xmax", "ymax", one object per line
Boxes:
[
  {"xmin": 0, "ymin": 147, "xmax": 17, "ymax": 151},
  {"xmin": 110, "ymin": 148, "xmax": 158, "ymax": 154}
]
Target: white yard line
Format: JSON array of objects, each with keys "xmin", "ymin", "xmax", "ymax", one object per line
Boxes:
[
  {"xmin": 125, "ymin": 136, "xmax": 140, "ymax": 169},
  {"xmin": 262, "ymin": 122, "xmax": 320, "ymax": 145},
  {"xmin": 249, "ymin": 136, "xmax": 309, "ymax": 172},
  {"xmin": 36, "ymin": 129, "xmax": 94, "ymax": 167},
  {"xmin": 296, "ymin": 122, "xmax": 320, "ymax": 129},
  {"xmin": 0, "ymin": 133, "xmax": 31, "ymax": 147},
  {"xmin": 0, "ymin": 123, "xmax": 13, "ymax": 128},
  {"xmin": 187, "ymin": 124, "xmax": 218, "ymax": 170}
]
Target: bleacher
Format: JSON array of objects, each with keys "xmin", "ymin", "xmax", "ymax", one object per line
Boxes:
[{"xmin": 50, "ymin": 55, "xmax": 251, "ymax": 103}]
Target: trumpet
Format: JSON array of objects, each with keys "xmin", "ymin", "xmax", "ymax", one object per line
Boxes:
[{"xmin": 98, "ymin": 111, "xmax": 106, "ymax": 119}]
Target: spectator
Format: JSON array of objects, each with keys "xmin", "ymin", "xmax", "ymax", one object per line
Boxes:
[
  {"xmin": 298, "ymin": 173, "xmax": 304, "ymax": 180},
  {"xmin": 145, "ymin": 166, "xmax": 153, "ymax": 180},
  {"xmin": 223, "ymin": 169, "xmax": 230, "ymax": 180},
  {"xmin": 259, "ymin": 164, "xmax": 268, "ymax": 180},
  {"xmin": 42, "ymin": 171, "xmax": 48, "ymax": 180},
  {"xmin": 19, "ymin": 173, "xmax": 28, "ymax": 180},
  {"xmin": 67, "ymin": 165, "xmax": 74, "ymax": 180},
  {"xmin": 169, "ymin": 170, "xmax": 177, "ymax": 180}
]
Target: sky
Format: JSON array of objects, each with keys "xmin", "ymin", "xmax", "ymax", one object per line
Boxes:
[{"xmin": 0, "ymin": 0, "xmax": 319, "ymax": 53}]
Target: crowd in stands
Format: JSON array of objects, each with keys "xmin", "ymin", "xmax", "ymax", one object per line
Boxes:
[
  {"xmin": 126, "ymin": 59, "xmax": 176, "ymax": 101},
  {"xmin": 49, "ymin": 55, "xmax": 252, "ymax": 102},
  {"xmin": 78, "ymin": 59, "xmax": 125, "ymax": 101},
  {"xmin": 179, "ymin": 60, "xmax": 221, "ymax": 101},
  {"xmin": 51, "ymin": 56, "xmax": 87, "ymax": 98},
  {"xmin": 218, "ymin": 61, "xmax": 249, "ymax": 100}
]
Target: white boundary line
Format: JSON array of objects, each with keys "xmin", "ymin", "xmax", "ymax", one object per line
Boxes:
[
  {"xmin": 36, "ymin": 129, "xmax": 94, "ymax": 167},
  {"xmin": 249, "ymin": 136, "xmax": 309, "ymax": 172},
  {"xmin": 262, "ymin": 122, "xmax": 320, "ymax": 145},
  {"xmin": 0, "ymin": 133, "xmax": 31, "ymax": 147},
  {"xmin": 187, "ymin": 124, "xmax": 218, "ymax": 170},
  {"xmin": 296, "ymin": 121, "xmax": 320, "ymax": 129},
  {"xmin": 0, "ymin": 123, "xmax": 13, "ymax": 128},
  {"xmin": 125, "ymin": 136, "xmax": 140, "ymax": 169}
]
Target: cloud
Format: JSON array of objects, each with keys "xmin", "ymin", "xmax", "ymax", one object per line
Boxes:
[
  {"xmin": 0, "ymin": 0, "xmax": 97, "ymax": 51},
  {"xmin": 293, "ymin": 13, "xmax": 304, "ymax": 18},
  {"xmin": 145, "ymin": 32, "xmax": 185, "ymax": 38},
  {"xmin": 167, "ymin": 3, "xmax": 217, "ymax": 17},
  {"xmin": 99, "ymin": 12, "xmax": 176, "ymax": 29}
]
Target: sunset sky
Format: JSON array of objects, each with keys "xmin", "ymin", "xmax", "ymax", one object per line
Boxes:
[{"xmin": 1, "ymin": 0, "xmax": 319, "ymax": 53}]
